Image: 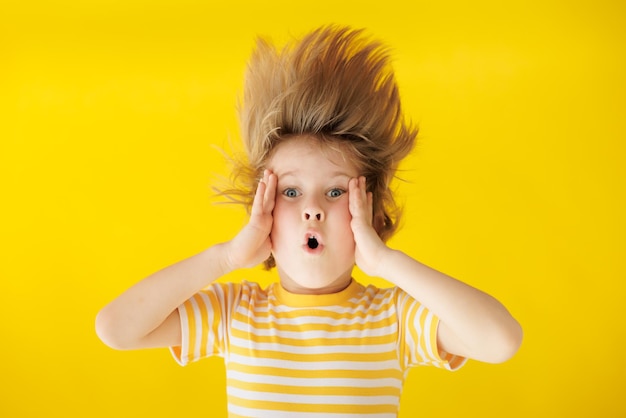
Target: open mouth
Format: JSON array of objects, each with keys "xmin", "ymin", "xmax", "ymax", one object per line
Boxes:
[{"xmin": 303, "ymin": 232, "xmax": 323, "ymax": 253}]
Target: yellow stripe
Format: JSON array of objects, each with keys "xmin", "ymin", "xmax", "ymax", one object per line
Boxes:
[
  {"xmin": 428, "ymin": 313, "xmax": 441, "ymax": 365},
  {"xmin": 416, "ymin": 306, "xmax": 430, "ymax": 364},
  {"xmin": 227, "ymin": 378, "xmax": 401, "ymax": 397},
  {"xmin": 206, "ymin": 290, "xmax": 222, "ymax": 354},
  {"xmin": 231, "ymin": 312, "xmax": 396, "ymax": 332},
  {"xmin": 228, "ymin": 396, "xmax": 398, "ymax": 414},
  {"xmin": 405, "ymin": 300, "xmax": 421, "ymax": 363},
  {"xmin": 228, "ymin": 344, "xmax": 397, "ymax": 362},
  {"xmin": 394, "ymin": 295, "xmax": 408, "ymax": 367},
  {"xmin": 185, "ymin": 298, "xmax": 197, "ymax": 362},
  {"xmin": 230, "ymin": 327, "xmax": 397, "ymax": 346}
]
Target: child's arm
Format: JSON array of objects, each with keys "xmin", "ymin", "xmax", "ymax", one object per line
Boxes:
[
  {"xmin": 95, "ymin": 170, "xmax": 277, "ymax": 350},
  {"xmin": 348, "ymin": 176, "xmax": 523, "ymax": 364}
]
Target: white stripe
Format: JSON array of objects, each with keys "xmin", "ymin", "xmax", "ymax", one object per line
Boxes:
[
  {"xmin": 229, "ymin": 336, "xmax": 397, "ymax": 355},
  {"xmin": 231, "ymin": 319, "xmax": 397, "ymax": 338},
  {"xmin": 227, "ymin": 353, "xmax": 400, "ymax": 371},
  {"xmin": 234, "ymin": 308, "xmax": 396, "ymax": 326},
  {"xmin": 228, "ymin": 387, "xmax": 399, "ymax": 406},
  {"xmin": 227, "ymin": 370, "xmax": 402, "ymax": 389},
  {"xmin": 423, "ymin": 308, "xmax": 438, "ymax": 364},
  {"xmin": 395, "ymin": 290, "xmax": 410, "ymax": 313},
  {"xmin": 227, "ymin": 404, "xmax": 396, "ymax": 418},
  {"xmin": 409, "ymin": 303, "xmax": 425, "ymax": 365},
  {"xmin": 213, "ymin": 284, "xmax": 227, "ymax": 352},
  {"xmin": 171, "ymin": 303, "xmax": 190, "ymax": 365}
]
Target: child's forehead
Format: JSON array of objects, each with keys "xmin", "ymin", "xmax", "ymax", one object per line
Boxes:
[
  {"xmin": 269, "ymin": 135, "xmax": 356, "ymax": 164},
  {"xmin": 267, "ymin": 136, "xmax": 360, "ymax": 175}
]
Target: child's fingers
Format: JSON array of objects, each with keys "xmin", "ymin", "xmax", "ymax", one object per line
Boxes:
[
  {"xmin": 361, "ymin": 176, "xmax": 373, "ymax": 225},
  {"xmin": 251, "ymin": 173, "xmax": 267, "ymax": 216},
  {"xmin": 359, "ymin": 176, "xmax": 367, "ymax": 200},
  {"xmin": 348, "ymin": 177, "xmax": 359, "ymax": 215},
  {"xmin": 263, "ymin": 170, "xmax": 277, "ymax": 213},
  {"xmin": 349, "ymin": 176, "xmax": 371, "ymax": 223}
]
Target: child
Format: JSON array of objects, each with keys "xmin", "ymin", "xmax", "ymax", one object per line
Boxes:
[{"xmin": 96, "ymin": 26, "xmax": 522, "ymax": 417}]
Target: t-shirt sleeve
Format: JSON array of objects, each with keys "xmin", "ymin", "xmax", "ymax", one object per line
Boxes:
[
  {"xmin": 170, "ymin": 282, "xmax": 240, "ymax": 366},
  {"xmin": 395, "ymin": 287, "xmax": 467, "ymax": 371}
]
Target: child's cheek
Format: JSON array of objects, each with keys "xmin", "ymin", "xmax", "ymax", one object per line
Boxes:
[
  {"xmin": 337, "ymin": 199, "xmax": 354, "ymax": 223},
  {"xmin": 271, "ymin": 199, "xmax": 298, "ymax": 229}
]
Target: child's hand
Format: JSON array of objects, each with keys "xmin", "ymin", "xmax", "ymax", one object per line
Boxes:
[
  {"xmin": 225, "ymin": 169, "xmax": 277, "ymax": 270},
  {"xmin": 348, "ymin": 176, "xmax": 390, "ymax": 277}
]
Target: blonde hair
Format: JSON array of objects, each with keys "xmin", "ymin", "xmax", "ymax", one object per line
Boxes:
[{"xmin": 223, "ymin": 25, "xmax": 418, "ymax": 268}]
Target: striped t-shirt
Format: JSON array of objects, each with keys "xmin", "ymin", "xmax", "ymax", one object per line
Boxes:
[{"xmin": 170, "ymin": 279, "xmax": 465, "ymax": 417}]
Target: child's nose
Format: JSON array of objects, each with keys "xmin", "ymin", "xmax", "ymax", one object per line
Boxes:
[{"xmin": 303, "ymin": 204, "xmax": 324, "ymax": 222}]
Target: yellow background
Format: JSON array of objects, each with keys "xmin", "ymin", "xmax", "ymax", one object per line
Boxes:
[{"xmin": 2, "ymin": 1, "xmax": 625, "ymax": 416}]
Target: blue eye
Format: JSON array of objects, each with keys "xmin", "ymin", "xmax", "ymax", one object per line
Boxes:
[
  {"xmin": 283, "ymin": 188, "xmax": 300, "ymax": 198},
  {"xmin": 327, "ymin": 188, "xmax": 344, "ymax": 198}
]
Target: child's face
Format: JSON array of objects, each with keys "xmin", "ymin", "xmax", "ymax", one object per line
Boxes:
[{"xmin": 267, "ymin": 136, "xmax": 359, "ymax": 294}]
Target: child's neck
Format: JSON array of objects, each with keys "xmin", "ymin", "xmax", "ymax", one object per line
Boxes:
[{"xmin": 278, "ymin": 275, "xmax": 353, "ymax": 295}]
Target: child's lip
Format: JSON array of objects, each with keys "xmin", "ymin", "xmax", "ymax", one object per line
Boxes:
[
  {"xmin": 302, "ymin": 241, "xmax": 325, "ymax": 254},
  {"xmin": 302, "ymin": 229, "xmax": 324, "ymax": 245},
  {"xmin": 302, "ymin": 230, "xmax": 325, "ymax": 254}
]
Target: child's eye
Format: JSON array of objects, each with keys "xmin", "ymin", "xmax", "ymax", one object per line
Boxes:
[
  {"xmin": 327, "ymin": 188, "xmax": 345, "ymax": 198},
  {"xmin": 282, "ymin": 188, "xmax": 301, "ymax": 198}
]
